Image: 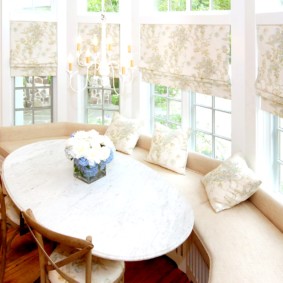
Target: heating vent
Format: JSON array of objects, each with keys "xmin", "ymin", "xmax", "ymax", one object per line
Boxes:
[
  {"xmin": 187, "ymin": 242, "xmax": 209, "ymax": 283},
  {"xmin": 167, "ymin": 232, "xmax": 209, "ymax": 283}
]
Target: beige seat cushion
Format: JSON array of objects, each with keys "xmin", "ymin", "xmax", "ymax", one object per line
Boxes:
[
  {"xmin": 194, "ymin": 201, "xmax": 283, "ymax": 283},
  {"xmin": 132, "ymin": 147, "xmax": 209, "ymax": 209}
]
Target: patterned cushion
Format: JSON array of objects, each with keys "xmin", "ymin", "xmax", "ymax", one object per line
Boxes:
[
  {"xmin": 202, "ymin": 153, "xmax": 262, "ymax": 213},
  {"xmin": 49, "ymin": 245, "xmax": 125, "ymax": 283},
  {"xmin": 105, "ymin": 113, "xmax": 142, "ymax": 155},
  {"xmin": 147, "ymin": 123, "xmax": 190, "ymax": 174}
]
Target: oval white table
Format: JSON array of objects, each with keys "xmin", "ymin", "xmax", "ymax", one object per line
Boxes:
[{"xmin": 2, "ymin": 139, "xmax": 194, "ymax": 261}]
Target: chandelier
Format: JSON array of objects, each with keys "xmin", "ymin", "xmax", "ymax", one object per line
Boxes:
[{"xmin": 67, "ymin": 3, "xmax": 135, "ymax": 94}]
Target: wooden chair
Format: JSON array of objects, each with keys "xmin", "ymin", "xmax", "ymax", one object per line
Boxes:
[
  {"xmin": 22, "ymin": 208, "xmax": 125, "ymax": 283},
  {"xmin": 0, "ymin": 178, "xmax": 21, "ymax": 282}
]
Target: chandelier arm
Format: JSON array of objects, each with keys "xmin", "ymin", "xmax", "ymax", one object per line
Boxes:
[
  {"xmin": 109, "ymin": 64, "xmax": 119, "ymax": 96},
  {"xmin": 67, "ymin": 66, "xmax": 90, "ymax": 93}
]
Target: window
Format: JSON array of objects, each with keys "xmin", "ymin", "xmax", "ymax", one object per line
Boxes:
[
  {"xmin": 85, "ymin": 77, "xmax": 119, "ymax": 125},
  {"xmin": 158, "ymin": 0, "xmax": 186, "ymax": 11},
  {"xmin": 151, "ymin": 85, "xmax": 182, "ymax": 129},
  {"xmin": 13, "ymin": 0, "xmax": 54, "ymax": 12},
  {"xmin": 14, "ymin": 76, "xmax": 53, "ymax": 125},
  {"xmin": 191, "ymin": 0, "xmax": 230, "ymax": 11},
  {"xmin": 276, "ymin": 117, "xmax": 283, "ymax": 193},
  {"xmin": 191, "ymin": 93, "xmax": 231, "ymax": 160},
  {"xmin": 151, "ymin": 86, "xmax": 232, "ymax": 160},
  {"xmin": 256, "ymin": 0, "xmax": 283, "ymax": 13},
  {"xmin": 157, "ymin": 0, "xmax": 230, "ymax": 11},
  {"xmin": 87, "ymin": 0, "xmax": 119, "ymax": 12}
]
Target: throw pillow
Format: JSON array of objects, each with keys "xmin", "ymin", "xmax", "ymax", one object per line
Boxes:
[
  {"xmin": 202, "ymin": 153, "xmax": 261, "ymax": 213},
  {"xmin": 105, "ymin": 113, "xmax": 142, "ymax": 154},
  {"xmin": 147, "ymin": 123, "xmax": 190, "ymax": 174}
]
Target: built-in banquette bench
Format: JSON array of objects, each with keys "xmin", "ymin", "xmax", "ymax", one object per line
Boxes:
[{"xmin": 0, "ymin": 122, "xmax": 283, "ymax": 283}]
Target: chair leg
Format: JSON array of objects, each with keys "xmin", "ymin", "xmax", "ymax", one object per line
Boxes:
[{"xmin": 0, "ymin": 216, "xmax": 7, "ymax": 282}]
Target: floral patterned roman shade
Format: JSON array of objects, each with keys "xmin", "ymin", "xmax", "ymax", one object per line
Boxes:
[
  {"xmin": 78, "ymin": 23, "xmax": 120, "ymax": 77},
  {"xmin": 256, "ymin": 25, "xmax": 283, "ymax": 117},
  {"xmin": 10, "ymin": 21, "xmax": 57, "ymax": 76},
  {"xmin": 140, "ymin": 24, "xmax": 231, "ymax": 99}
]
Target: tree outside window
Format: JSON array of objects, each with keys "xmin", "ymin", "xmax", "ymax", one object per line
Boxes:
[
  {"xmin": 152, "ymin": 85, "xmax": 182, "ymax": 129},
  {"xmin": 157, "ymin": 0, "xmax": 230, "ymax": 11},
  {"xmin": 87, "ymin": 0, "xmax": 119, "ymax": 12},
  {"xmin": 191, "ymin": 0, "xmax": 230, "ymax": 11},
  {"xmin": 158, "ymin": 0, "xmax": 186, "ymax": 11}
]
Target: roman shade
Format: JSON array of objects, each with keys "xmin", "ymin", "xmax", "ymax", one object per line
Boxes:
[
  {"xmin": 78, "ymin": 23, "xmax": 120, "ymax": 77},
  {"xmin": 256, "ymin": 25, "xmax": 283, "ymax": 117},
  {"xmin": 140, "ymin": 24, "xmax": 231, "ymax": 99},
  {"xmin": 10, "ymin": 21, "xmax": 57, "ymax": 76}
]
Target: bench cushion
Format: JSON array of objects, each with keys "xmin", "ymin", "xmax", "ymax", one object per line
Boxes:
[
  {"xmin": 194, "ymin": 201, "xmax": 283, "ymax": 283},
  {"xmin": 0, "ymin": 136, "xmax": 68, "ymax": 157}
]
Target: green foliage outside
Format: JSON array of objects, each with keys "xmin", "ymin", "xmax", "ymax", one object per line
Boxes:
[
  {"xmin": 87, "ymin": 0, "xmax": 119, "ymax": 12},
  {"xmin": 192, "ymin": 0, "xmax": 230, "ymax": 11},
  {"xmin": 158, "ymin": 0, "xmax": 186, "ymax": 11},
  {"xmin": 154, "ymin": 85, "xmax": 180, "ymax": 98},
  {"xmin": 111, "ymin": 94, "xmax": 119, "ymax": 105},
  {"xmin": 157, "ymin": 0, "xmax": 230, "ymax": 11}
]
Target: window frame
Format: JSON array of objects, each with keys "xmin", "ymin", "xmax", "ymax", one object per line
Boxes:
[
  {"xmin": 190, "ymin": 92, "xmax": 232, "ymax": 160},
  {"xmin": 14, "ymin": 76, "xmax": 54, "ymax": 125},
  {"xmin": 150, "ymin": 84, "xmax": 183, "ymax": 130},
  {"xmin": 85, "ymin": 77, "xmax": 120, "ymax": 125},
  {"xmin": 11, "ymin": 0, "xmax": 56, "ymax": 14},
  {"xmin": 150, "ymin": 84, "xmax": 232, "ymax": 160}
]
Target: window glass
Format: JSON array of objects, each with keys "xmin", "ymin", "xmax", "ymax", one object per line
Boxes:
[
  {"xmin": 14, "ymin": 0, "xmax": 53, "ymax": 12},
  {"xmin": 87, "ymin": 0, "xmax": 119, "ymax": 12},
  {"xmin": 158, "ymin": 0, "xmax": 186, "ymax": 11},
  {"xmin": 193, "ymin": 93, "xmax": 231, "ymax": 160},
  {"xmin": 215, "ymin": 96, "xmax": 231, "ymax": 112},
  {"xmin": 215, "ymin": 137, "xmax": 231, "ymax": 160},
  {"xmin": 14, "ymin": 76, "xmax": 53, "ymax": 125},
  {"xmin": 191, "ymin": 0, "xmax": 230, "ymax": 11},
  {"xmin": 215, "ymin": 111, "xmax": 231, "ymax": 138},
  {"xmin": 196, "ymin": 132, "xmax": 213, "ymax": 157},
  {"xmin": 152, "ymin": 85, "xmax": 182, "ymax": 129},
  {"xmin": 196, "ymin": 106, "xmax": 212, "ymax": 132},
  {"xmin": 278, "ymin": 119, "xmax": 283, "ymax": 193},
  {"xmin": 280, "ymin": 165, "xmax": 283, "ymax": 193},
  {"xmin": 196, "ymin": 93, "xmax": 212, "ymax": 107},
  {"xmin": 169, "ymin": 100, "xmax": 182, "ymax": 124},
  {"xmin": 280, "ymin": 130, "xmax": 283, "ymax": 161},
  {"xmin": 86, "ymin": 76, "xmax": 119, "ymax": 125},
  {"xmin": 256, "ymin": 0, "xmax": 283, "ymax": 12}
]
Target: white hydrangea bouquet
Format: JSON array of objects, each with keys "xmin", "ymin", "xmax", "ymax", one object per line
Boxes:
[{"xmin": 65, "ymin": 130, "xmax": 115, "ymax": 183}]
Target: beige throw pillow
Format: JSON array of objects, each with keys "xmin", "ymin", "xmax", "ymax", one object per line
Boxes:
[
  {"xmin": 105, "ymin": 113, "xmax": 141, "ymax": 155},
  {"xmin": 202, "ymin": 153, "xmax": 261, "ymax": 213},
  {"xmin": 147, "ymin": 123, "xmax": 190, "ymax": 174}
]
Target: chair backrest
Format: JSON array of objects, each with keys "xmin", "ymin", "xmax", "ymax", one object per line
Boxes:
[{"xmin": 22, "ymin": 209, "xmax": 93, "ymax": 283}]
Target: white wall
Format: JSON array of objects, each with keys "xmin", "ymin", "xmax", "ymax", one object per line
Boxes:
[{"xmin": 231, "ymin": 0, "xmax": 257, "ymax": 168}]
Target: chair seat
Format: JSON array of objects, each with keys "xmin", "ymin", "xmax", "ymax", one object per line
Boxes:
[{"xmin": 48, "ymin": 245, "xmax": 125, "ymax": 283}]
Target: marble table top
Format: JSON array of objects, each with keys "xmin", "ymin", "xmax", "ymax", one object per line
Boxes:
[{"xmin": 2, "ymin": 139, "xmax": 194, "ymax": 261}]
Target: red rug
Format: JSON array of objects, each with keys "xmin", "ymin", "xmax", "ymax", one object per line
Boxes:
[{"xmin": 125, "ymin": 255, "xmax": 191, "ymax": 283}]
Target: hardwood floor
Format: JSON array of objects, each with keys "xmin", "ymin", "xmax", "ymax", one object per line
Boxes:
[{"xmin": 1, "ymin": 227, "xmax": 191, "ymax": 283}]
